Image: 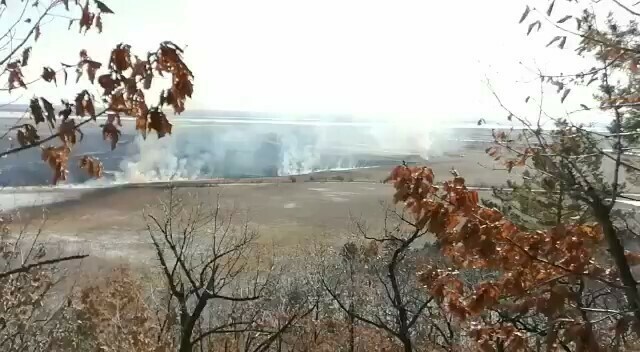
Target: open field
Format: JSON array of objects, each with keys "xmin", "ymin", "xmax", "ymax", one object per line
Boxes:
[
  {"xmin": 5, "ymin": 128, "xmax": 640, "ymax": 270},
  {"xmin": 6, "ymin": 149, "xmax": 516, "ymax": 265}
]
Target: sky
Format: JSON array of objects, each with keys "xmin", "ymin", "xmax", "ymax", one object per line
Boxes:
[{"xmin": 0, "ymin": 0, "xmax": 633, "ymax": 123}]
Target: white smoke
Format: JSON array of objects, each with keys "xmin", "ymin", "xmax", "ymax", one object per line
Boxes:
[
  {"xmin": 116, "ymin": 134, "xmax": 189, "ymax": 183},
  {"xmin": 110, "ymin": 116, "xmax": 466, "ymax": 183}
]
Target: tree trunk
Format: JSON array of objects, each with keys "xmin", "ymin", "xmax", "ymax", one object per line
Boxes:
[
  {"xmin": 178, "ymin": 310, "xmax": 196, "ymax": 352},
  {"xmin": 594, "ymin": 204, "xmax": 640, "ymax": 330},
  {"xmin": 179, "ymin": 325, "xmax": 194, "ymax": 352},
  {"xmin": 349, "ymin": 314, "xmax": 355, "ymax": 352},
  {"xmin": 180, "ymin": 289, "xmax": 211, "ymax": 352},
  {"xmin": 400, "ymin": 335, "xmax": 413, "ymax": 352}
]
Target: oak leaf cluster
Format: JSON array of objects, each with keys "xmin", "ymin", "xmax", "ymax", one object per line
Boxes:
[
  {"xmin": 387, "ymin": 165, "xmax": 633, "ymax": 351},
  {"xmin": 2, "ymin": 1, "xmax": 194, "ymax": 184}
]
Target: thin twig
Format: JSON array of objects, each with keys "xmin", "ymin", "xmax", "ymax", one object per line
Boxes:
[
  {"xmin": 0, "ymin": 254, "xmax": 88, "ymax": 279},
  {"xmin": 0, "ymin": 108, "xmax": 106, "ymax": 158}
]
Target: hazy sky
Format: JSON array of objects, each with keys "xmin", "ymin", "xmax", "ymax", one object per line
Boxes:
[{"xmin": 0, "ymin": 0, "xmax": 631, "ymax": 122}]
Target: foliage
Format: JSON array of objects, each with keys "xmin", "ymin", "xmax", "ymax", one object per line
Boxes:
[
  {"xmin": 401, "ymin": 1, "xmax": 640, "ymax": 349},
  {"xmin": 50, "ymin": 267, "xmax": 174, "ymax": 352},
  {"xmin": 0, "ymin": 212, "xmax": 88, "ymax": 352},
  {"xmin": 484, "ymin": 127, "xmax": 595, "ymax": 231},
  {"xmin": 0, "ymin": 267, "xmax": 57, "ymax": 351},
  {"xmin": 387, "ymin": 165, "xmax": 631, "ymax": 351},
  {"xmin": 16, "ymin": 0, "xmax": 640, "ymax": 351},
  {"xmin": 323, "ymin": 210, "xmax": 455, "ymax": 352},
  {"xmin": 0, "ymin": 0, "xmax": 194, "ymax": 184}
]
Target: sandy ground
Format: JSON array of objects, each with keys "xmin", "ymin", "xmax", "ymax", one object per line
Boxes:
[
  {"xmin": 9, "ymin": 181, "xmax": 397, "ymax": 268},
  {"xmin": 7, "ymin": 146, "xmax": 639, "ymax": 269},
  {"xmin": 5, "ymin": 149, "xmax": 508, "ymax": 266}
]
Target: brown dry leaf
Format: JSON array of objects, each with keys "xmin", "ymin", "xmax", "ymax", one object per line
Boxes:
[
  {"xmin": 162, "ymin": 88, "xmax": 187, "ymax": 114},
  {"xmin": 168, "ymin": 72, "xmax": 193, "ymax": 114},
  {"xmin": 447, "ymin": 298, "xmax": 470, "ymax": 321},
  {"xmin": 129, "ymin": 90, "xmax": 149, "ymax": 119},
  {"xmin": 106, "ymin": 112, "xmax": 122, "ymax": 126},
  {"xmin": 108, "ymin": 91, "xmax": 128, "ymax": 113},
  {"xmin": 143, "ymin": 73, "xmax": 152, "ymax": 89},
  {"xmin": 74, "ymin": 92, "xmax": 86, "ymax": 117},
  {"xmin": 8, "ymin": 71, "xmax": 25, "ymax": 91},
  {"xmin": 79, "ymin": 0, "xmax": 93, "ymax": 33},
  {"xmin": 467, "ymin": 283, "xmax": 500, "ymax": 314},
  {"xmin": 94, "ymin": 0, "xmax": 114, "ymax": 13},
  {"xmin": 41, "ymin": 145, "xmax": 70, "ymax": 184},
  {"xmin": 109, "ymin": 44, "xmax": 132, "ymax": 72},
  {"xmin": 16, "ymin": 124, "xmax": 40, "ymax": 146},
  {"xmin": 85, "ymin": 96, "xmax": 96, "ymax": 118},
  {"xmin": 29, "ymin": 97, "xmax": 45, "ymax": 125},
  {"xmin": 58, "ymin": 118, "xmax": 83, "ymax": 146},
  {"xmin": 74, "ymin": 90, "xmax": 96, "ymax": 119},
  {"xmin": 156, "ymin": 42, "xmax": 186, "ymax": 72},
  {"xmin": 34, "ymin": 24, "xmax": 40, "ymax": 41},
  {"xmin": 95, "ymin": 13, "xmax": 102, "ymax": 33},
  {"xmin": 7, "ymin": 62, "xmax": 26, "ymax": 91},
  {"xmin": 41, "ymin": 67, "xmax": 57, "ymax": 84},
  {"xmin": 6, "ymin": 60, "xmax": 18, "ymax": 70},
  {"xmin": 79, "ymin": 155, "xmax": 103, "ymax": 178},
  {"xmin": 485, "ymin": 146, "xmax": 498, "ymax": 157},
  {"xmin": 85, "ymin": 60, "xmax": 102, "ymax": 83},
  {"xmin": 124, "ymin": 77, "xmax": 137, "ymax": 96},
  {"xmin": 131, "ymin": 57, "xmax": 149, "ymax": 76},
  {"xmin": 468, "ymin": 190, "xmax": 479, "ymax": 205},
  {"xmin": 58, "ymin": 99, "xmax": 73, "ymax": 120},
  {"xmin": 515, "ymin": 154, "xmax": 527, "ymax": 166},
  {"xmin": 148, "ymin": 108, "xmax": 172, "ymax": 138},
  {"xmin": 40, "ymin": 97, "xmax": 56, "ymax": 128},
  {"xmin": 543, "ymin": 285, "xmax": 570, "ymax": 317},
  {"xmin": 154, "ymin": 42, "xmax": 194, "ymax": 114},
  {"xmin": 101, "ymin": 122, "xmax": 121, "ymax": 150},
  {"xmin": 98, "ymin": 74, "xmax": 118, "ymax": 95},
  {"xmin": 21, "ymin": 47, "xmax": 31, "ymax": 66},
  {"xmin": 132, "ymin": 58, "xmax": 154, "ymax": 89},
  {"xmin": 135, "ymin": 115, "xmax": 147, "ymax": 139},
  {"xmin": 505, "ymin": 160, "xmax": 515, "ymax": 173},
  {"xmin": 16, "ymin": 130, "xmax": 28, "ymax": 146}
]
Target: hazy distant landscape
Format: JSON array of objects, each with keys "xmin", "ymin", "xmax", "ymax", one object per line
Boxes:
[
  {"xmin": 0, "ymin": 108, "xmax": 523, "ymax": 262},
  {"xmin": 0, "ymin": 110, "xmax": 502, "ymax": 187}
]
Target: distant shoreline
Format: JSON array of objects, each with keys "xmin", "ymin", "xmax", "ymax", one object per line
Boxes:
[{"xmin": 0, "ymin": 105, "xmax": 609, "ymax": 130}]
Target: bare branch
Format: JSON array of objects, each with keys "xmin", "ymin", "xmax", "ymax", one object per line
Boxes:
[
  {"xmin": 612, "ymin": 0, "xmax": 640, "ymax": 16},
  {"xmin": 0, "ymin": 108, "xmax": 107, "ymax": 158},
  {"xmin": 0, "ymin": 254, "xmax": 87, "ymax": 279}
]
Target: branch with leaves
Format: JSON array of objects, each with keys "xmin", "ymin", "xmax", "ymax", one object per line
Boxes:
[
  {"xmin": 385, "ymin": 163, "xmax": 640, "ymax": 350},
  {"xmin": 0, "ymin": 0, "xmax": 194, "ymax": 184}
]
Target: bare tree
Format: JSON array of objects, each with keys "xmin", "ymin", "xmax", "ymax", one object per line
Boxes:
[
  {"xmin": 323, "ymin": 206, "xmax": 451, "ymax": 352},
  {"xmin": 0, "ymin": 211, "xmax": 87, "ymax": 351},
  {"xmin": 144, "ymin": 187, "xmax": 315, "ymax": 352}
]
